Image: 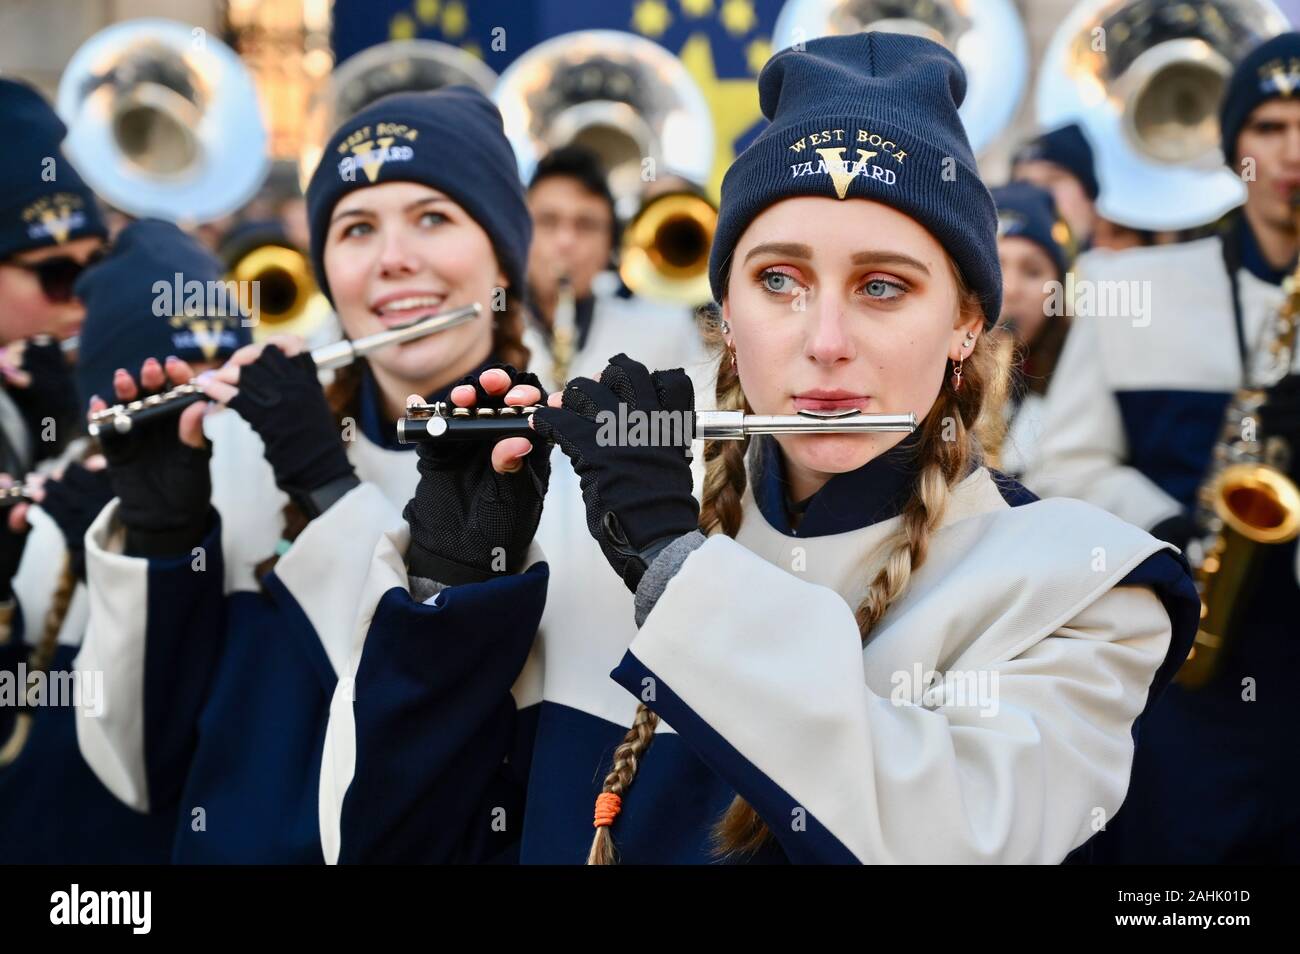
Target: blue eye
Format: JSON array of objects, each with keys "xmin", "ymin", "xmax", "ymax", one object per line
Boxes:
[
  {"xmin": 341, "ymin": 221, "xmax": 372, "ymax": 239},
  {"xmin": 760, "ymin": 269, "xmax": 798, "ymax": 295},
  {"xmin": 419, "ymin": 211, "xmax": 448, "ymax": 227},
  {"xmin": 863, "ymin": 278, "xmax": 905, "ymax": 300}
]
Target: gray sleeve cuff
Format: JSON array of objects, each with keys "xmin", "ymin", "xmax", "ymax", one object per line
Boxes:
[
  {"xmin": 633, "ymin": 530, "xmax": 708, "ymax": 628},
  {"xmin": 410, "ymin": 575, "xmax": 450, "ymax": 603}
]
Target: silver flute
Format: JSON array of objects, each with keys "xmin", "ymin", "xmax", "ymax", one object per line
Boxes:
[
  {"xmin": 88, "ymin": 304, "xmax": 482, "ymax": 437},
  {"xmin": 397, "ymin": 403, "xmax": 916, "ymax": 443}
]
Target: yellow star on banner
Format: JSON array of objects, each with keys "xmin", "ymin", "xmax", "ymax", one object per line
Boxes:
[
  {"xmin": 681, "ymin": 0, "xmax": 715, "ymax": 17},
  {"xmin": 415, "ymin": 0, "xmax": 440, "ymax": 26},
  {"xmin": 390, "ymin": 13, "xmax": 416, "ymax": 40},
  {"xmin": 440, "ymin": 0, "xmax": 468, "ymax": 39},
  {"xmin": 632, "ymin": 0, "xmax": 673, "ymax": 38},
  {"xmin": 677, "ymin": 32, "xmax": 762, "ymax": 201},
  {"xmin": 719, "ymin": 0, "xmax": 757, "ymax": 36},
  {"xmin": 746, "ymin": 37, "xmax": 772, "ymax": 74}
]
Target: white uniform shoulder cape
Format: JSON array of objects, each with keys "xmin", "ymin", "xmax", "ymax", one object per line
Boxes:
[{"xmin": 320, "ymin": 461, "xmax": 1194, "ymax": 864}]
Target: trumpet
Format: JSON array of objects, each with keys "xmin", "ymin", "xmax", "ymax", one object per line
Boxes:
[
  {"xmin": 397, "ymin": 404, "xmax": 916, "ymax": 444},
  {"xmin": 88, "ymin": 304, "xmax": 481, "ymax": 438}
]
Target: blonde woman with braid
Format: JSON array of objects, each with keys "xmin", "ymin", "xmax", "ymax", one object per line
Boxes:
[{"xmin": 322, "ymin": 33, "xmax": 1200, "ymax": 864}]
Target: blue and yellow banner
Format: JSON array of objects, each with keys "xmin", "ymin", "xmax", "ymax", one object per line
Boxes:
[{"xmin": 331, "ymin": 0, "xmax": 789, "ymax": 197}]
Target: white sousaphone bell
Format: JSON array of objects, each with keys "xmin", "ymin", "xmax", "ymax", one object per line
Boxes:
[
  {"xmin": 771, "ymin": 0, "xmax": 1030, "ymax": 157},
  {"xmin": 56, "ymin": 17, "xmax": 270, "ymax": 224},
  {"xmin": 1036, "ymin": 0, "xmax": 1290, "ymax": 231}
]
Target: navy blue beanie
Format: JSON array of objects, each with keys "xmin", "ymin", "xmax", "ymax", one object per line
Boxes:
[
  {"xmin": 1220, "ymin": 32, "xmax": 1300, "ymax": 163},
  {"xmin": 305, "ymin": 85, "xmax": 530, "ymax": 306},
  {"xmin": 0, "ymin": 78, "xmax": 106, "ymax": 260},
  {"xmin": 1010, "ymin": 123, "xmax": 1099, "ymax": 202},
  {"xmin": 73, "ymin": 219, "xmax": 252, "ymax": 409},
  {"xmin": 708, "ymin": 33, "xmax": 1001, "ymax": 327},
  {"xmin": 992, "ymin": 183, "xmax": 1070, "ymax": 281}
]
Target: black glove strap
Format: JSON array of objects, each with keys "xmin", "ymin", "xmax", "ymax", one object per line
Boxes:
[{"xmin": 291, "ymin": 472, "xmax": 362, "ymax": 521}]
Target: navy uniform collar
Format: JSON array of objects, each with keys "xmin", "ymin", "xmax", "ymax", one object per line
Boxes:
[
  {"xmin": 358, "ymin": 355, "xmax": 502, "ymax": 451},
  {"xmin": 1237, "ymin": 213, "xmax": 1291, "ymax": 287},
  {"xmin": 754, "ymin": 428, "xmax": 928, "ymax": 537}
]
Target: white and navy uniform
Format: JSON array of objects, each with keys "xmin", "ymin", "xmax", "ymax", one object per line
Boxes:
[
  {"xmin": 1024, "ymin": 217, "xmax": 1300, "ymax": 861},
  {"xmin": 73, "ymin": 367, "xmax": 494, "ymax": 863},
  {"xmin": 0, "ymin": 435, "xmax": 178, "ymax": 864},
  {"xmin": 523, "ymin": 288, "xmax": 709, "ymax": 393},
  {"xmin": 321, "ymin": 438, "xmax": 1198, "ymax": 864}
]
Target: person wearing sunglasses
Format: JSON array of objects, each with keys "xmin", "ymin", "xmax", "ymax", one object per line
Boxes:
[{"xmin": 0, "ymin": 79, "xmax": 107, "ymax": 476}]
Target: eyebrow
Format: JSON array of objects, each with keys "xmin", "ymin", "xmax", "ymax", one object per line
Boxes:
[
  {"xmin": 743, "ymin": 242, "xmax": 812, "ymax": 263},
  {"xmin": 849, "ymin": 250, "xmax": 931, "ymax": 275},
  {"xmin": 742, "ymin": 242, "xmax": 931, "ymax": 276},
  {"xmin": 330, "ymin": 194, "xmax": 449, "ymax": 225}
]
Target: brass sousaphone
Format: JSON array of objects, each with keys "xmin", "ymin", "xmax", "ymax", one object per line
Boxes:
[
  {"xmin": 1035, "ymin": 0, "xmax": 1289, "ymax": 231},
  {"xmin": 771, "ymin": 0, "xmax": 1029, "ymax": 157},
  {"xmin": 493, "ymin": 31, "xmax": 716, "ymax": 303},
  {"xmin": 57, "ymin": 18, "xmax": 271, "ymax": 224}
]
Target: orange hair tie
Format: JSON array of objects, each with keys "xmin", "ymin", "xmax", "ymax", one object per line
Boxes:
[{"xmin": 593, "ymin": 792, "xmax": 622, "ymax": 829}]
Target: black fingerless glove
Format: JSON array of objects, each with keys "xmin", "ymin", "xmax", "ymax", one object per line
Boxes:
[
  {"xmin": 10, "ymin": 338, "xmax": 79, "ymax": 460},
  {"xmin": 225, "ymin": 346, "xmax": 358, "ymax": 516},
  {"xmin": 532, "ymin": 353, "xmax": 699, "ymax": 592},
  {"xmin": 38, "ymin": 463, "xmax": 116, "ymax": 581},
  {"xmin": 403, "ymin": 365, "xmax": 551, "ymax": 586},
  {"xmin": 1258, "ymin": 373, "xmax": 1300, "ymax": 481},
  {"xmin": 97, "ymin": 385, "xmax": 214, "ymax": 558}
]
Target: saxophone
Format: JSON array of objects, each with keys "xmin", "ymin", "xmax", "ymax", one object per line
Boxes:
[{"xmin": 1178, "ymin": 204, "xmax": 1300, "ymax": 688}]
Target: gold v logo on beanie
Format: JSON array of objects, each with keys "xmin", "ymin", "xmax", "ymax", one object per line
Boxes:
[
  {"xmin": 1259, "ymin": 57, "xmax": 1300, "ymax": 96},
  {"xmin": 354, "ymin": 137, "xmax": 393, "ymax": 183},
  {"xmin": 336, "ymin": 122, "xmax": 419, "ymax": 183},
  {"xmin": 816, "ymin": 147, "xmax": 877, "ymax": 199},
  {"xmin": 22, "ymin": 194, "xmax": 85, "ymax": 245}
]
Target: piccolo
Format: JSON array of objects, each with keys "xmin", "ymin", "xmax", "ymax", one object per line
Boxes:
[
  {"xmin": 397, "ymin": 403, "xmax": 916, "ymax": 443},
  {"xmin": 87, "ymin": 304, "xmax": 482, "ymax": 437},
  {"xmin": 0, "ymin": 484, "xmax": 35, "ymax": 509}
]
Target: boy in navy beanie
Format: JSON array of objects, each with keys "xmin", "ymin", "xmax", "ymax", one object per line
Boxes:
[
  {"xmin": 304, "ymin": 85, "xmax": 531, "ymax": 308},
  {"xmin": 1220, "ymin": 31, "xmax": 1300, "ymax": 166},
  {"xmin": 709, "ymin": 31, "xmax": 1001, "ymax": 326},
  {"xmin": 74, "ymin": 220, "xmax": 252, "ymax": 410}
]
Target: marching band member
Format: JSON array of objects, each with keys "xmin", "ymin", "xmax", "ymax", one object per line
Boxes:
[
  {"xmin": 73, "ymin": 86, "xmax": 545, "ymax": 863},
  {"xmin": 0, "ymin": 220, "xmax": 248, "ymax": 863},
  {"xmin": 522, "ymin": 145, "xmax": 710, "ymax": 393},
  {"xmin": 0, "ymin": 78, "xmax": 107, "ymax": 476},
  {"xmin": 324, "ymin": 33, "xmax": 1199, "ymax": 865},
  {"xmin": 1025, "ymin": 32, "xmax": 1300, "ymax": 862},
  {"xmin": 990, "ymin": 182, "xmax": 1074, "ymax": 478}
]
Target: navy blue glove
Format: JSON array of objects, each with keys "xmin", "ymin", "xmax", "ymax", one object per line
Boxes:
[{"xmin": 532, "ymin": 354, "xmax": 698, "ymax": 592}]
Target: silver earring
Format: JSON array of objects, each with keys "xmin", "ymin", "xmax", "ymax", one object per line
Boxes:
[{"xmin": 719, "ymin": 319, "xmax": 731, "ymax": 334}]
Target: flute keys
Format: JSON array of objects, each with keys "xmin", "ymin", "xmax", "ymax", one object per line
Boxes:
[{"xmin": 452, "ymin": 407, "xmax": 470, "ymax": 418}]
